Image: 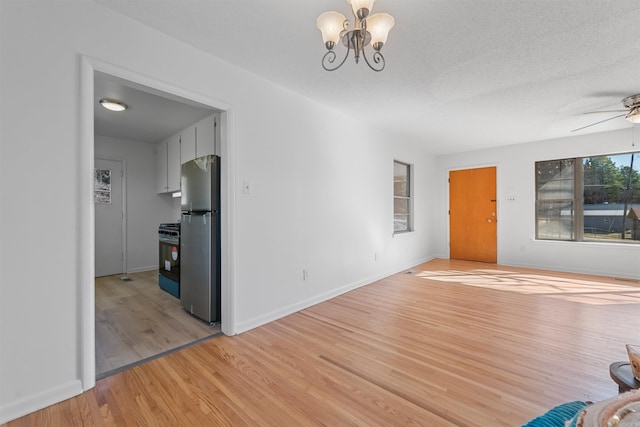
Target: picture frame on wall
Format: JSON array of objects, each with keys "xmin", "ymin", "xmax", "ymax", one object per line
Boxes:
[{"xmin": 94, "ymin": 168, "xmax": 111, "ymax": 204}]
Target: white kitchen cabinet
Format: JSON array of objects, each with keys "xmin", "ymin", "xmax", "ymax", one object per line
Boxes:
[
  {"xmin": 195, "ymin": 114, "xmax": 216, "ymax": 158},
  {"xmin": 166, "ymin": 133, "xmax": 181, "ymax": 192},
  {"xmin": 156, "ymin": 133, "xmax": 181, "ymax": 193},
  {"xmin": 180, "ymin": 124, "xmax": 196, "ymax": 164},
  {"xmin": 180, "ymin": 114, "xmax": 218, "ymax": 164},
  {"xmin": 155, "ymin": 139, "xmax": 169, "ymax": 193}
]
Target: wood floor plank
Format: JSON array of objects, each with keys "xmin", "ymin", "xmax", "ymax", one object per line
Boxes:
[{"xmin": 4, "ymin": 259, "xmax": 639, "ymax": 426}]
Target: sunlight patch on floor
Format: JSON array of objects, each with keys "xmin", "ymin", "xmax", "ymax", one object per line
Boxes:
[{"xmin": 415, "ymin": 269, "xmax": 640, "ymax": 305}]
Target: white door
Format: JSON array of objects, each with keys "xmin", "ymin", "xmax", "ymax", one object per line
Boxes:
[{"xmin": 95, "ymin": 158, "xmax": 125, "ymax": 277}]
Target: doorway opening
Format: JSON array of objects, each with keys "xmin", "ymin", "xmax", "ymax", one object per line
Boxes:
[{"xmin": 83, "ymin": 60, "xmax": 235, "ymax": 384}]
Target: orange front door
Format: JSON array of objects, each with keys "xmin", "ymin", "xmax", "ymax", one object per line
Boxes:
[{"xmin": 449, "ymin": 167, "xmax": 497, "ymax": 263}]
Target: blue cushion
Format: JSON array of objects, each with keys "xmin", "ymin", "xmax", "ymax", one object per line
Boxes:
[{"xmin": 522, "ymin": 401, "xmax": 589, "ymax": 427}]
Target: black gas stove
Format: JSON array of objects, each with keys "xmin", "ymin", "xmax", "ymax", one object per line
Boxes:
[
  {"xmin": 158, "ymin": 223, "xmax": 180, "ymax": 298},
  {"xmin": 158, "ymin": 222, "xmax": 180, "ymax": 244}
]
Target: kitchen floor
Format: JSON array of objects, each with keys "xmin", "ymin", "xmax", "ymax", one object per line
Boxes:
[{"xmin": 95, "ymin": 270, "xmax": 221, "ymax": 378}]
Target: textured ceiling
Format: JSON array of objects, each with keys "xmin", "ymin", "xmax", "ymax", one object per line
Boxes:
[{"xmin": 94, "ymin": 0, "xmax": 640, "ymax": 154}]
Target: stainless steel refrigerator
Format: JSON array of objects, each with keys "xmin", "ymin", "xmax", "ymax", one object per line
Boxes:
[{"xmin": 180, "ymin": 155, "xmax": 221, "ymax": 323}]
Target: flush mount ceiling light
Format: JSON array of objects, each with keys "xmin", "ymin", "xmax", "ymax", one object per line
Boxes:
[
  {"xmin": 316, "ymin": 0, "xmax": 395, "ymax": 72},
  {"xmin": 99, "ymin": 98, "xmax": 128, "ymax": 112}
]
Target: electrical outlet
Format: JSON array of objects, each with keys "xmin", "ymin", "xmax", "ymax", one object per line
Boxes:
[
  {"xmin": 302, "ymin": 269, "xmax": 309, "ymax": 281},
  {"xmin": 374, "ymin": 252, "xmax": 378, "ymax": 261}
]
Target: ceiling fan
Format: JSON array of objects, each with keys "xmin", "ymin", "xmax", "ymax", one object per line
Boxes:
[{"xmin": 572, "ymin": 94, "xmax": 640, "ymax": 132}]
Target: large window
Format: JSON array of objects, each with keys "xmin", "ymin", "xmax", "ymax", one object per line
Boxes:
[
  {"xmin": 393, "ymin": 160, "xmax": 412, "ymax": 233},
  {"xmin": 535, "ymin": 152, "xmax": 640, "ymax": 243}
]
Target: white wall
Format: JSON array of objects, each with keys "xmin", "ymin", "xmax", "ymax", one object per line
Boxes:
[
  {"xmin": 233, "ymin": 108, "xmax": 435, "ymax": 331},
  {"xmin": 433, "ymin": 128, "xmax": 640, "ymax": 279},
  {"xmin": 95, "ymin": 135, "xmax": 177, "ymax": 273},
  {"xmin": 0, "ymin": 1, "xmax": 434, "ymax": 422}
]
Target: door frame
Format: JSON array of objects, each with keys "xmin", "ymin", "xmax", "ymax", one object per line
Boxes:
[
  {"xmin": 94, "ymin": 157, "xmax": 127, "ymax": 276},
  {"xmin": 447, "ymin": 163, "xmax": 500, "ymax": 262},
  {"xmin": 80, "ymin": 56, "xmax": 236, "ymax": 392}
]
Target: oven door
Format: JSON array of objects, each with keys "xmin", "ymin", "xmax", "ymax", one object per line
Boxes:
[{"xmin": 159, "ymin": 237, "xmax": 180, "ymax": 283}]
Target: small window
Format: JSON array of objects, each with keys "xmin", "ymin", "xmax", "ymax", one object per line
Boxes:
[{"xmin": 393, "ymin": 160, "xmax": 412, "ymax": 233}]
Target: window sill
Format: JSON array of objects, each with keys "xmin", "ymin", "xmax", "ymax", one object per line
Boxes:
[
  {"xmin": 531, "ymin": 238, "xmax": 640, "ymax": 250},
  {"xmin": 393, "ymin": 230, "xmax": 414, "ymax": 237}
]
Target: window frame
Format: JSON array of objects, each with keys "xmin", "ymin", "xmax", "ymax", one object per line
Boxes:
[
  {"xmin": 535, "ymin": 158, "xmax": 580, "ymax": 241},
  {"xmin": 535, "ymin": 151, "xmax": 639, "ymax": 244},
  {"xmin": 393, "ymin": 160, "xmax": 413, "ymax": 234}
]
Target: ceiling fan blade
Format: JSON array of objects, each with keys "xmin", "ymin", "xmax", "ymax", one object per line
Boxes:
[
  {"xmin": 583, "ymin": 109, "xmax": 628, "ymax": 114},
  {"xmin": 590, "ymin": 91, "xmax": 634, "ymax": 98},
  {"xmin": 571, "ymin": 113, "xmax": 627, "ymax": 132}
]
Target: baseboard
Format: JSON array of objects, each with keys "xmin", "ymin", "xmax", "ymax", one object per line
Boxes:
[
  {"xmin": 126, "ymin": 265, "xmax": 157, "ymax": 274},
  {"xmin": 0, "ymin": 379, "xmax": 82, "ymax": 424},
  {"xmin": 501, "ymin": 260, "xmax": 640, "ymax": 281},
  {"xmin": 235, "ymin": 256, "xmax": 433, "ymax": 334}
]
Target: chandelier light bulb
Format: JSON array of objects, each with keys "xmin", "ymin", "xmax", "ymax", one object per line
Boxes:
[
  {"xmin": 317, "ymin": 11, "xmax": 346, "ymax": 49},
  {"xmin": 347, "ymin": 0, "xmax": 376, "ymax": 19},
  {"xmin": 366, "ymin": 13, "xmax": 395, "ymax": 50}
]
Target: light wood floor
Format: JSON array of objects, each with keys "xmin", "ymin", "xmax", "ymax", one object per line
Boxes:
[
  {"xmin": 6, "ymin": 259, "xmax": 640, "ymax": 426},
  {"xmin": 95, "ymin": 270, "xmax": 220, "ymax": 377}
]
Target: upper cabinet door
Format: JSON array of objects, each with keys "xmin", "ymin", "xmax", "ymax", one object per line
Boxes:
[
  {"xmin": 195, "ymin": 114, "xmax": 216, "ymax": 158},
  {"xmin": 167, "ymin": 133, "xmax": 181, "ymax": 192},
  {"xmin": 180, "ymin": 124, "xmax": 197, "ymax": 164},
  {"xmin": 155, "ymin": 139, "xmax": 168, "ymax": 194}
]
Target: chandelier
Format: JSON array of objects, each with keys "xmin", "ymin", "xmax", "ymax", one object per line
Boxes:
[{"xmin": 316, "ymin": 0, "xmax": 395, "ymax": 72}]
